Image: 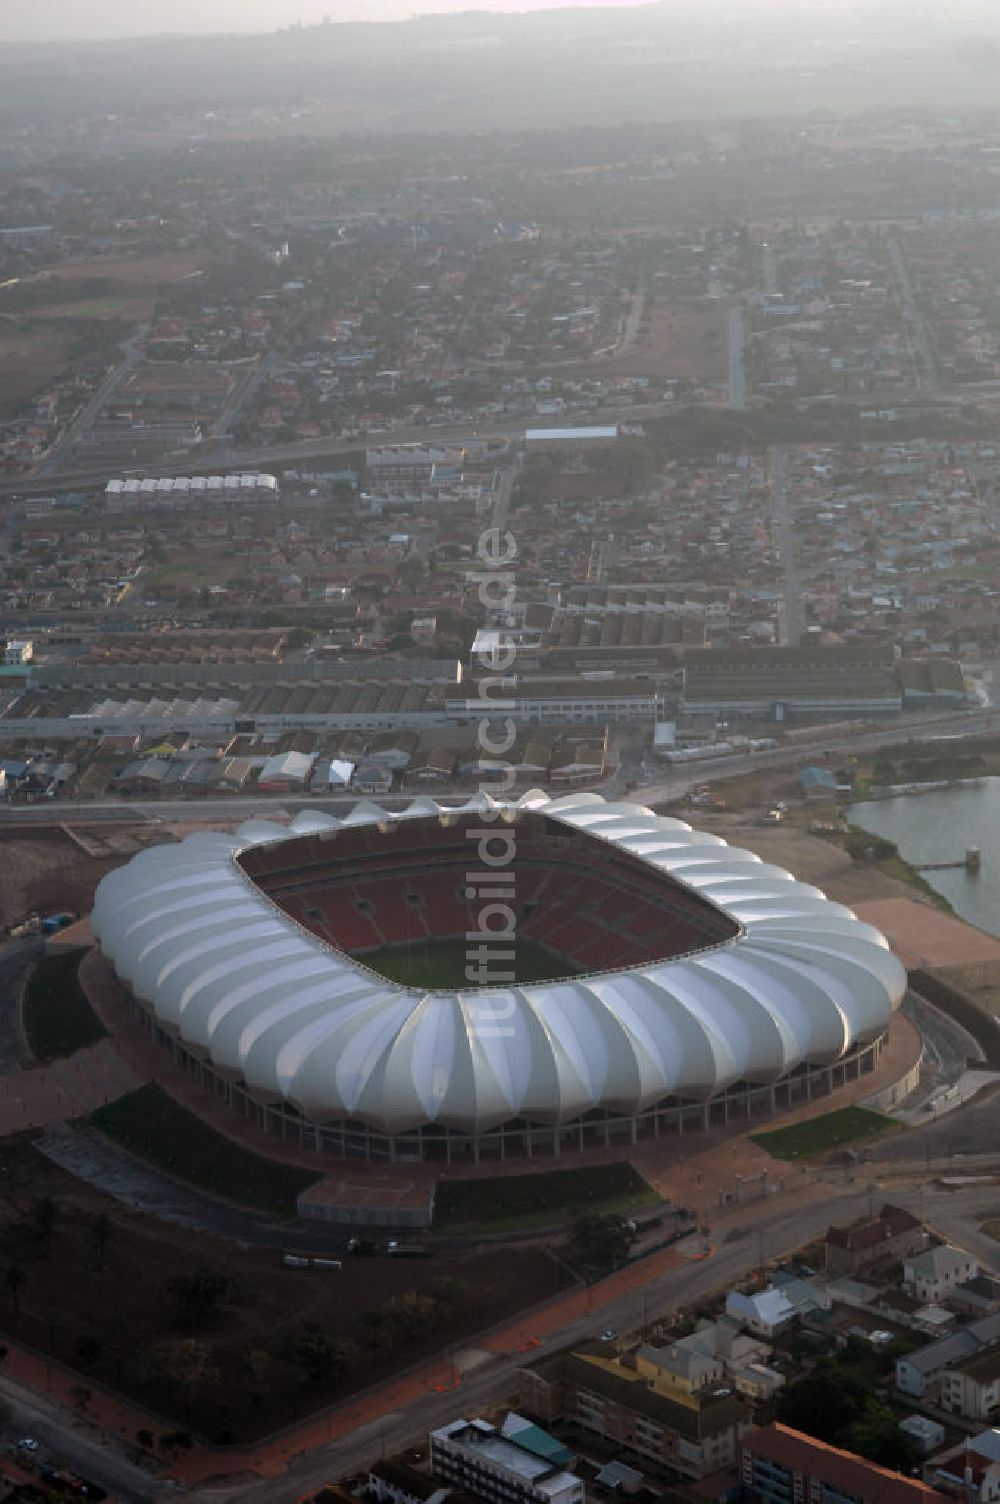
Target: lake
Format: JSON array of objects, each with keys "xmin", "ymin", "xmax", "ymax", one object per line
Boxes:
[{"xmin": 849, "ymin": 779, "xmax": 1000, "ymax": 939}]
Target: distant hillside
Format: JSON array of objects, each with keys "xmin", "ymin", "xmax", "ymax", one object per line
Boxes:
[{"xmin": 4, "ymin": 0, "xmax": 1000, "ymax": 135}]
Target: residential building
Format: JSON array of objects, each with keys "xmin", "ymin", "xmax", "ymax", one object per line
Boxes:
[
  {"xmin": 739, "ymin": 1423, "xmax": 950, "ymax": 1504},
  {"xmin": 895, "ymin": 1313, "xmax": 1000, "ymax": 1399},
  {"xmin": 725, "ymin": 1288, "xmax": 797, "ymax": 1339},
  {"xmin": 3, "ymin": 640, "xmax": 33, "ymax": 666},
  {"xmin": 825, "ymin": 1204, "xmax": 925, "ymax": 1277},
  {"xmin": 429, "ymin": 1414, "xmax": 582, "ymax": 1504},
  {"xmin": 940, "ymin": 1341, "xmax": 1000, "ymax": 1422},
  {"xmin": 905, "ymin": 1246, "xmax": 979, "ymax": 1304},
  {"xmin": 519, "ymin": 1347, "xmax": 752, "ymax": 1480}
]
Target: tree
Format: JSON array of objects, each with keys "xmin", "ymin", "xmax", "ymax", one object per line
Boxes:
[
  {"xmin": 155, "ymin": 1339, "xmax": 221, "ymax": 1413},
  {"xmin": 382, "ymin": 1292, "xmax": 438, "ymax": 1340},
  {"xmin": 168, "ymin": 1267, "xmax": 236, "ymax": 1323},
  {"xmin": 566, "ymin": 1212, "xmax": 635, "ymax": 1272},
  {"xmin": 779, "ymin": 1362, "xmax": 875, "ymax": 1444},
  {"xmin": 4, "ymin": 1265, "xmax": 25, "ymax": 1320},
  {"xmin": 290, "ymin": 1325, "xmax": 357, "ymax": 1386},
  {"xmin": 135, "ymin": 1429, "xmax": 155, "ymax": 1453}
]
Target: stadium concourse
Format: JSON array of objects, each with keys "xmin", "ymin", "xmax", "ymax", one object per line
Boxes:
[{"xmin": 88, "ymin": 791, "xmax": 907, "ymax": 1168}]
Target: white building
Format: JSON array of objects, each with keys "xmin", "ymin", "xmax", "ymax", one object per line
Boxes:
[
  {"xmin": 430, "ymin": 1414, "xmax": 582, "ymax": 1504},
  {"xmin": 905, "ymin": 1245, "xmax": 978, "ymax": 1304}
]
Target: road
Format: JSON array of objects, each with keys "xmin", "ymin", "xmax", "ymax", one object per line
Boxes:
[
  {"xmin": 0, "ymin": 936, "xmax": 40, "ymax": 1070},
  {"xmin": 888, "ymin": 233, "xmax": 939, "ymax": 393},
  {"xmin": 728, "ymin": 304, "xmax": 746, "ymax": 410},
  {"xmin": 770, "ymin": 444, "xmax": 806, "ymax": 646},
  {"xmin": 0, "ymin": 1375, "xmax": 164, "ymax": 1504},
  {"xmin": 1, "ymin": 708, "xmax": 999, "ymax": 828},
  {"xmin": 620, "ymin": 265, "xmax": 648, "ymax": 352},
  {"xmin": 191, "ymin": 1179, "xmax": 1000, "ymax": 1504},
  {"xmin": 34, "ymin": 330, "xmax": 146, "ymax": 477},
  {"xmin": 0, "ymin": 397, "xmax": 686, "ymax": 502},
  {"xmin": 208, "ymin": 352, "xmax": 277, "ymax": 442}
]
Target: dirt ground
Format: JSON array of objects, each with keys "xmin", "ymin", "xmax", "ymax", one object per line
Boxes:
[
  {"xmin": 0, "ymin": 832, "xmax": 141, "ymax": 931},
  {"xmin": 544, "ymin": 300, "xmax": 730, "ymax": 383},
  {"xmin": 43, "ymin": 253, "xmax": 205, "ymax": 287},
  {"xmin": 0, "ymin": 1140, "xmax": 569, "ymax": 1443},
  {"xmin": 0, "ymin": 327, "xmax": 79, "ymax": 409},
  {"xmin": 937, "ymin": 959, "xmax": 1000, "ymax": 1019}
]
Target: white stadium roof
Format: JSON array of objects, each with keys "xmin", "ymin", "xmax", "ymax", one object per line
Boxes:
[{"xmin": 90, "ymin": 792, "xmax": 905, "ymax": 1136}]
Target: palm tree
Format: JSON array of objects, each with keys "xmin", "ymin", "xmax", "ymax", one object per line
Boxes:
[{"xmin": 5, "ymin": 1265, "xmax": 25, "ymax": 1321}]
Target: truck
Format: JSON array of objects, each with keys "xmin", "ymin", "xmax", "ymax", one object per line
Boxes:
[{"xmin": 385, "ymin": 1240, "xmax": 432, "ymax": 1258}]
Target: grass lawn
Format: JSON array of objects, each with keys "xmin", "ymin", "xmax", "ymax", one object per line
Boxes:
[
  {"xmin": 23, "ymin": 950, "xmax": 107, "ymax": 1062},
  {"xmin": 751, "ymin": 1106, "xmax": 899, "ymax": 1161},
  {"xmin": 982, "ymin": 1220, "xmax": 1000, "ymax": 1243},
  {"xmin": 362, "ymin": 936, "xmax": 580, "ymax": 989},
  {"xmin": 435, "ymin": 1162, "xmax": 660, "ymax": 1234},
  {"xmin": 83, "ymin": 1083, "xmax": 319, "ymax": 1219}
]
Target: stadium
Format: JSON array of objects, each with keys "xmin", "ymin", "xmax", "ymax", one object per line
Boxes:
[{"xmin": 90, "ymin": 792, "xmax": 907, "ymax": 1164}]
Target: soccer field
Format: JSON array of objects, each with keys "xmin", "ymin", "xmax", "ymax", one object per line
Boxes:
[{"xmin": 361, "ymin": 937, "xmax": 581, "ymax": 989}]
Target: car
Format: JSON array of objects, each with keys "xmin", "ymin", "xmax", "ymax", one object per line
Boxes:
[
  {"xmin": 16, "ymin": 1439, "xmax": 39, "ymax": 1452},
  {"xmin": 600, "ymin": 1329, "xmax": 618, "ymax": 1342}
]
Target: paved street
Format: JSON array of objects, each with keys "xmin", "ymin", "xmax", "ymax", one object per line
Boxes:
[
  {"xmin": 187, "ymin": 1179, "xmax": 1000, "ymax": 1503},
  {"xmin": 770, "ymin": 444, "xmax": 806, "ymax": 647},
  {"xmin": 728, "ymin": 303, "xmax": 746, "ymax": 410}
]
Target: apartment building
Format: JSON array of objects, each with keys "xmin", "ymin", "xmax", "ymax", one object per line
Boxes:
[
  {"xmin": 429, "ymin": 1415, "xmax": 582, "ymax": 1504},
  {"xmin": 519, "ymin": 1348, "xmax": 752, "ymax": 1480},
  {"xmin": 739, "ymin": 1423, "xmax": 950, "ymax": 1504}
]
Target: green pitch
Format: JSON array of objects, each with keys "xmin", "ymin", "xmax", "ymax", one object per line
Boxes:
[{"xmin": 359, "ymin": 936, "xmax": 582, "ymax": 989}]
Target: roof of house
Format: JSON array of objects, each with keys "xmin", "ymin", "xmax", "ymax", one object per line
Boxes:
[
  {"xmin": 907, "ymin": 1245, "xmax": 976, "ymax": 1280},
  {"xmin": 826, "ymin": 1203, "xmax": 922, "ymax": 1253},
  {"xmin": 951, "ymin": 1339, "xmax": 1000, "ymax": 1385},
  {"xmin": 727, "ymin": 1287, "xmax": 795, "ymax": 1327},
  {"xmin": 743, "ymin": 1423, "xmax": 949, "ymax": 1504}
]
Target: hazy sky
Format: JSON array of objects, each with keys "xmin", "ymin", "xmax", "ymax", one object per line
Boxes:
[{"xmin": 1, "ymin": 0, "xmax": 673, "ymax": 42}]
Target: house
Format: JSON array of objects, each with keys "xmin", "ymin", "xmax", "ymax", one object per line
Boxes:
[
  {"xmin": 905, "ymin": 1245, "xmax": 978, "ymax": 1304},
  {"xmin": 824, "ymin": 1203, "xmax": 925, "ymax": 1277},
  {"xmin": 952, "ymin": 1276, "xmax": 1000, "ymax": 1317},
  {"xmin": 352, "ymin": 761, "xmax": 393, "ymax": 796},
  {"xmin": 549, "ymin": 735, "xmax": 608, "ymax": 785},
  {"xmin": 368, "ymin": 1458, "xmax": 451, "ymax": 1504},
  {"xmin": 406, "ymin": 743, "xmax": 457, "ymax": 785},
  {"xmin": 258, "ymin": 750, "xmax": 315, "ymax": 791},
  {"xmin": 739, "ymin": 1422, "xmax": 950, "ymax": 1504},
  {"xmin": 940, "ymin": 1340, "xmax": 1000, "ymax": 1422},
  {"xmin": 928, "ymin": 1429, "xmax": 1000, "ymax": 1504},
  {"xmin": 895, "ymin": 1312, "xmax": 1000, "ymax": 1399},
  {"xmin": 799, "ymin": 765, "xmax": 838, "ymax": 798},
  {"xmin": 636, "ymin": 1318, "xmax": 784, "ymax": 1404},
  {"xmin": 726, "ymin": 1287, "xmax": 797, "ymax": 1339}
]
